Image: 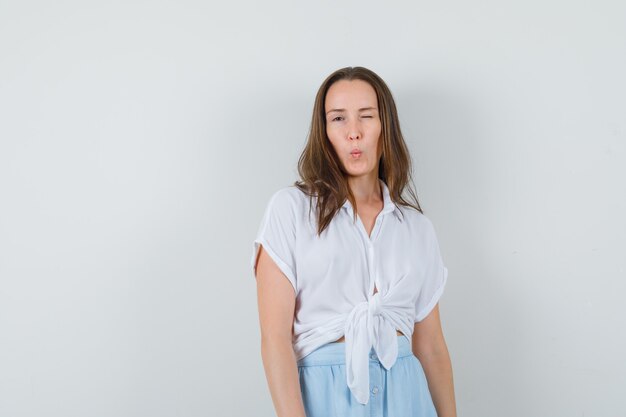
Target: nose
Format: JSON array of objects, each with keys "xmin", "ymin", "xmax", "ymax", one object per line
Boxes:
[{"xmin": 348, "ymin": 120, "xmax": 361, "ymax": 141}]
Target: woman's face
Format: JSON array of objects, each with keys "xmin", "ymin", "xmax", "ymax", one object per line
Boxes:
[{"xmin": 324, "ymin": 79, "xmax": 382, "ymax": 178}]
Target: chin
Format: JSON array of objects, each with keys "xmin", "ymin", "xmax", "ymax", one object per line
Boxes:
[{"xmin": 344, "ymin": 167, "xmax": 375, "ymax": 177}]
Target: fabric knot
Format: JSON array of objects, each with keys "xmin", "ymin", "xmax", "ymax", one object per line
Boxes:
[
  {"xmin": 368, "ymin": 292, "xmax": 382, "ymax": 317},
  {"xmin": 344, "ymin": 289, "xmax": 409, "ymax": 405}
]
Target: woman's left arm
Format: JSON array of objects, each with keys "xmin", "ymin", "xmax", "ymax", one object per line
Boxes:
[{"xmin": 412, "ymin": 303, "xmax": 457, "ymax": 417}]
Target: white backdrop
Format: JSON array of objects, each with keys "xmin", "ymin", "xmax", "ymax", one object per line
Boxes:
[{"xmin": 1, "ymin": 1, "xmax": 625, "ymax": 416}]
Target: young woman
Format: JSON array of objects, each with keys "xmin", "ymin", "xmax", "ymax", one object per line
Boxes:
[{"xmin": 251, "ymin": 66, "xmax": 457, "ymax": 417}]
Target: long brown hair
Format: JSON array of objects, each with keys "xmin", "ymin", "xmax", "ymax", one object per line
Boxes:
[{"xmin": 294, "ymin": 66, "xmax": 422, "ymax": 236}]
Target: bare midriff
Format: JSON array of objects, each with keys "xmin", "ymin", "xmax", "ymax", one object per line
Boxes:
[{"xmin": 333, "ymin": 329, "xmax": 404, "ymax": 343}]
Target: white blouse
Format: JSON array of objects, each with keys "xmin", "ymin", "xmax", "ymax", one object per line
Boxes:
[{"xmin": 251, "ymin": 178, "xmax": 448, "ymax": 405}]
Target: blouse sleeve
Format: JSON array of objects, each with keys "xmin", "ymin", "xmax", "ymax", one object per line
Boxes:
[
  {"xmin": 250, "ymin": 188, "xmax": 298, "ymax": 294},
  {"xmin": 414, "ymin": 216, "xmax": 449, "ymax": 322}
]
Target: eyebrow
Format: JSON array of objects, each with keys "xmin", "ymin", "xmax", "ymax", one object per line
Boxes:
[{"xmin": 326, "ymin": 107, "xmax": 377, "ymax": 115}]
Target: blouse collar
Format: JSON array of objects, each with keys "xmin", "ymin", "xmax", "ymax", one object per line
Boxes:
[{"xmin": 341, "ymin": 178, "xmax": 403, "ymax": 222}]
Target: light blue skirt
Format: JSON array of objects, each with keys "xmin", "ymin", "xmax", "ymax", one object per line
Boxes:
[{"xmin": 297, "ymin": 335, "xmax": 438, "ymax": 417}]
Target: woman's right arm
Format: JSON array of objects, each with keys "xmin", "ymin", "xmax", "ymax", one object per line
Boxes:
[{"xmin": 254, "ymin": 245, "xmax": 306, "ymax": 417}]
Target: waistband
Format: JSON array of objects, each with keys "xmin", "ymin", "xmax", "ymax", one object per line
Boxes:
[{"xmin": 297, "ymin": 335, "xmax": 413, "ymax": 367}]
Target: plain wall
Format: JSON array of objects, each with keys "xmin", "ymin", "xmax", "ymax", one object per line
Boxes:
[{"xmin": 1, "ymin": 1, "xmax": 624, "ymax": 416}]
